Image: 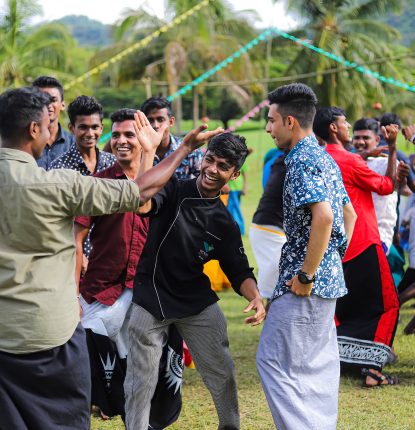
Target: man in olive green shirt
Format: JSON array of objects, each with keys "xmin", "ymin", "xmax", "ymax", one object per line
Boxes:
[{"xmin": 0, "ymin": 87, "xmax": 222, "ymax": 429}]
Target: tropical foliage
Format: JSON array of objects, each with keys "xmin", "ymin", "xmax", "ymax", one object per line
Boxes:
[
  {"xmin": 1, "ymin": 0, "xmax": 414, "ymax": 125},
  {"xmin": 0, "ymin": 0, "xmax": 85, "ymax": 90}
]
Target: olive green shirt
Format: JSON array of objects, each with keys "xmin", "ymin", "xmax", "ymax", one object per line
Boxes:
[{"xmin": 0, "ymin": 148, "xmax": 141, "ymax": 354}]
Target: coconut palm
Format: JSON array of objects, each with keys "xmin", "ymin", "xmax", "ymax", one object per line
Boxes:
[
  {"xmin": 274, "ymin": 0, "xmax": 411, "ymax": 118},
  {"xmin": 0, "ymin": 0, "xmax": 79, "ymax": 90},
  {"xmin": 99, "ymin": 0, "xmax": 262, "ymax": 130}
]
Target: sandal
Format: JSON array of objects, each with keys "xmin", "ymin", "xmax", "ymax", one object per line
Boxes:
[{"xmin": 361, "ymin": 368, "xmax": 399, "ymax": 387}]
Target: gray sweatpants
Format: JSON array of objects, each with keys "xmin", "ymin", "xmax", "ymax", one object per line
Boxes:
[
  {"xmin": 256, "ymin": 293, "xmax": 339, "ymax": 430},
  {"xmin": 124, "ymin": 303, "xmax": 239, "ymax": 430}
]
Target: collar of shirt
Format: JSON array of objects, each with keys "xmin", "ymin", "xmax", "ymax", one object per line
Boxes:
[
  {"xmin": 65, "ymin": 145, "xmax": 111, "ymax": 173},
  {"xmin": 325, "ymin": 142, "xmax": 348, "ymax": 153},
  {"xmin": 285, "ymin": 134, "xmax": 318, "ymax": 165},
  {"xmin": 113, "ymin": 161, "xmax": 128, "ymax": 178},
  {"xmin": 54, "ymin": 123, "xmax": 65, "ymax": 144},
  {"xmin": 0, "ymin": 148, "xmax": 38, "ymax": 166},
  {"xmin": 154, "ymin": 134, "xmax": 182, "ymax": 162}
]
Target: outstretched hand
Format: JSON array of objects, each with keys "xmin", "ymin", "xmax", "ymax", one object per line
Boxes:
[
  {"xmin": 243, "ymin": 297, "xmax": 266, "ymax": 326},
  {"xmin": 381, "ymin": 124, "xmax": 399, "ymax": 147},
  {"xmin": 182, "ymin": 124, "xmax": 224, "ymax": 152},
  {"xmin": 133, "ymin": 110, "xmax": 168, "ymax": 153}
]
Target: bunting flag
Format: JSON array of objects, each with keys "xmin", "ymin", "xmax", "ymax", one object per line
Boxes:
[
  {"xmin": 270, "ymin": 27, "xmax": 415, "ymax": 93},
  {"xmin": 64, "ymin": 0, "xmax": 211, "ymax": 91},
  {"xmin": 226, "ymin": 99, "xmax": 269, "ymax": 132},
  {"xmin": 99, "ymin": 24, "xmax": 415, "ymax": 142}
]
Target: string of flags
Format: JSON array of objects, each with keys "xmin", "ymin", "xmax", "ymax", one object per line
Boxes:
[
  {"xmin": 64, "ymin": 0, "xmax": 211, "ymax": 91},
  {"xmin": 227, "ymin": 99, "xmax": 269, "ymax": 132}
]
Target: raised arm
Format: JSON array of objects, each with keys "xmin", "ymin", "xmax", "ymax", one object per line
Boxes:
[
  {"xmin": 381, "ymin": 124, "xmax": 398, "ymax": 186},
  {"xmin": 133, "ymin": 111, "xmax": 223, "ymax": 206}
]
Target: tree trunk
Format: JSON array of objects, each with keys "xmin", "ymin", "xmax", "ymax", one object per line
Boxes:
[
  {"xmin": 192, "ymin": 87, "xmax": 199, "ymax": 128},
  {"xmin": 173, "ymin": 97, "xmax": 182, "ymax": 135}
]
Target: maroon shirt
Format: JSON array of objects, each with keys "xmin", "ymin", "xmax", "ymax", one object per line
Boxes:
[{"xmin": 75, "ymin": 162, "xmax": 149, "ymax": 305}]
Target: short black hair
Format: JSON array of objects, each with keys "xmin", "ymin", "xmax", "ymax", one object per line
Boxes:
[
  {"xmin": 110, "ymin": 108, "xmax": 136, "ymax": 124},
  {"xmin": 380, "ymin": 112, "xmax": 402, "ymax": 129},
  {"xmin": 0, "ymin": 87, "xmax": 51, "ymax": 141},
  {"xmin": 313, "ymin": 106, "xmax": 346, "ymax": 140},
  {"xmin": 206, "ymin": 133, "xmax": 248, "ymax": 170},
  {"xmin": 32, "ymin": 76, "xmax": 64, "ymax": 101},
  {"xmin": 268, "ymin": 83, "xmax": 318, "ymax": 128},
  {"xmin": 141, "ymin": 97, "xmax": 173, "ymax": 117},
  {"xmin": 67, "ymin": 95, "xmax": 103, "ymax": 125},
  {"xmin": 353, "ymin": 117, "xmax": 379, "ymax": 134}
]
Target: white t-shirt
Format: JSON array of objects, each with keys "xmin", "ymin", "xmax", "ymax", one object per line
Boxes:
[{"xmin": 366, "ymin": 157, "xmax": 398, "ymax": 251}]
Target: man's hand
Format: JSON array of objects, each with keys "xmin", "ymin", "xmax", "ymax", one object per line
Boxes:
[
  {"xmin": 402, "ymin": 124, "xmax": 415, "ymax": 143},
  {"xmin": 243, "ymin": 297, "xmax": 266, "ymax": 326},
  {"xmin": 133, "ymin": 110, "xmax": 168, "ymax": 153},
  {"xmin": 287, "ymin": 275, "xmax": 313, "ymax": 297},
  {"xmin": 81, "ymin": 254, "xmax": 89, "ymax": 276},
  {"xmin": 381, "ymin": 124, "xmax": 399, "ymax": 147},
  {"xmin": 397, "ymin": 161, "xmax": 410, "ymax": 186},
  {"xmin": 182, "ymin": 124, "xmax": 224, "ymax": 152},
  {"xmin": 368, "ymin": 147, "xmax": 387, "ymax": 158}
]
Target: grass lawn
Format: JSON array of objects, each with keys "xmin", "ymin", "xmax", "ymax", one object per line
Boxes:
[{"xmin": 92, "ymin": 123, "xmax": 415, "ymax": 429}]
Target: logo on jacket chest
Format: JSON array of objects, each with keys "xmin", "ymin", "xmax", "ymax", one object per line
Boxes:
[{"xmin": 198, "ymin": 241, "xmax": 215, "ymax": 261}]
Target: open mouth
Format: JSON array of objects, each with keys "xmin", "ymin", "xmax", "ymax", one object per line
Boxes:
[
  {"xmin": 115, "ymin": 146, "xmax": 131, "ymax": 154},
  {"xmin": 204, "ymin": 173, "xmax": 219, "ymax": 183}
]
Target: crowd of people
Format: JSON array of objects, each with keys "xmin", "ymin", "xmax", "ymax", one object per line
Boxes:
[{"xmin": 0, "ymin": 76, "xmax": 414, "ymax": 430}]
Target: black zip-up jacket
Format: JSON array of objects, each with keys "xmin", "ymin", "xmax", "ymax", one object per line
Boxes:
[{"xmin": 133, "ymin": 177, "xmax": 256, "ymax": 321}]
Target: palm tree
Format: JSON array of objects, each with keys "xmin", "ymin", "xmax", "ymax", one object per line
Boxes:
[
  {"xmin": 273, "ymin": 0, "xmax": 410, "ymax": 118},
  {"xmin": 0, "ymin": 0, "xmax": 79, "ymax": 90},
  {"xmin": 101, "ymin": 0, "xmax": 262, "ymax": 130}
]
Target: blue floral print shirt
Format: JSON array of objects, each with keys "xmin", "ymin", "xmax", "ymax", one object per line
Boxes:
[{"xmin": 272, "ymin": 134, "xmax": 350, "ymax": 300}]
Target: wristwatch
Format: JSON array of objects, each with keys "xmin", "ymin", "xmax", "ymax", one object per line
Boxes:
[{"xmin": 298, "ymin": 271, "xmax": 315, "ymax": 284}]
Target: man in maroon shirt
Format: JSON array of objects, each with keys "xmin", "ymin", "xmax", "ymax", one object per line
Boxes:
[
  {"xmin": 313, "ymin": 107, "xmax": 400, "ymax": 387},
  {"xmin": 74, "ymin": 109, "xmax": 183, "ymax": 423}
]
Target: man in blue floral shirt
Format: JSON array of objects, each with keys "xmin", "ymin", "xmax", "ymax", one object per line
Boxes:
[
  {"xmin": 256, "ymin": 83, "xmax": 357, "ymax": 430},
  {"xmin": 141, "ymin": 97, "xmax": 203, "ymax": 179}
]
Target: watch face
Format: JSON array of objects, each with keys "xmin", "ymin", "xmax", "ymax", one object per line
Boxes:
[{"xmin": 298, "ymin": 272, "xmax": 313, "ymax": 284}]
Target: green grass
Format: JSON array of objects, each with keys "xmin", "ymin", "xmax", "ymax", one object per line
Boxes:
[
  {"xmin": 92, "ymin": 124, "xmax": 415, "ymax": 429},
  {"xmin": 91, "ymin": 297, "xmax": 415, "ymax": 430}
]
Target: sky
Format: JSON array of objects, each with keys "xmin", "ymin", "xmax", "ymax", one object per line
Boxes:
[{"xmin": 22, "ymin": 0, "xmax": 296, "ymax": 29}]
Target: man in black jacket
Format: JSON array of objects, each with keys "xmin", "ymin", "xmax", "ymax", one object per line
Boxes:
[{"xmin": 124, "ymin": 133, "xmax": 266, "ymax": 430}]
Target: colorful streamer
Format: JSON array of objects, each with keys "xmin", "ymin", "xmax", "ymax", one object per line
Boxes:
[
  {"xmin": 226, "ymin": 99, "xmax": 269, "ymax": 132},
  {"xmin": 167, "ymin": 29, "xmax": 274, "ymax": 102},
  {"xmin": 270, "ymin": 28, "xmax": 415, "ymax": 93},
  {"xmin": 64, "ymin": 0, "xmax": 210, "ymax": 91},
  {"xmin": 99, "ymin": 25, "xmax": 415, "ymax": 142}
]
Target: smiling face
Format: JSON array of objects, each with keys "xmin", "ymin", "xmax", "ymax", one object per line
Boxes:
[
  {"xmin": 265, "ymin": 104, "xmax": 292, "ymax": 150},
  {"xmin": 352, "ymin": 129, "xmax": 379, "ymax": 153},
  {"xmin": 196, "ymin": 150, "xmax": 240, "ymax": 197},
  {"xmin": 69, "ymin": 113, "xmax": 103, "ymax": 151},
  {"xmin": 110, "ymin": 119, "xmax": 141, "ymax": 163},
  {"xmin": 38, "ymin": 87, "xmax": 64, "ymax": 123}
]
